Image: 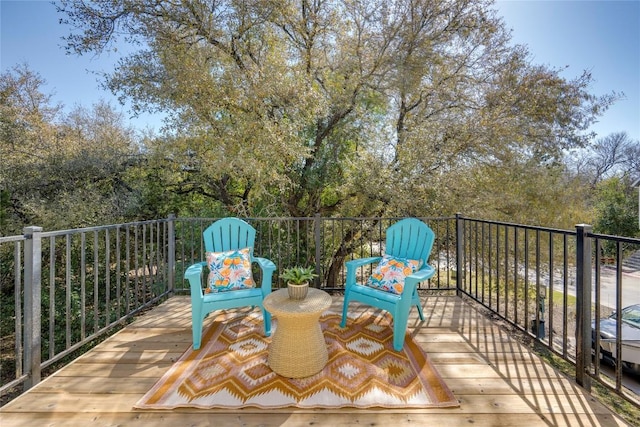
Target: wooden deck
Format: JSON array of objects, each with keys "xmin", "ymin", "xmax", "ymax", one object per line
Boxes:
[{"xmin": 0, "ymin": 294, "xmax": 630, "ymax": 426}]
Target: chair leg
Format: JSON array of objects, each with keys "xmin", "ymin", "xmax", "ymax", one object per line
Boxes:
[
  {"xmin": 392, "ymin": 310, "xmax": 410, "ymax": 351},
  {"xmin": 412, "ymin": 289, "xmax": 425, "ymax": 321},
  {"xmin": 192, "ymin": 316, "xmax": 204, "ymax": 350},
  {"xmin": 340, "ymin": 293, "xmax": 350, "ymax": 328},
  {"xmin": 191, "ymin": 303, "xmax": 204, "ymax": 350},
  {"xmin": 392, "ymin": 325, "xmax": 405, "ymax": 351},
  {"xmin": 262, "ymin": 309, "xmax": 272, "ymax": 336},
  {"xmin": 415, "ymin": 302, "xmax": 425, "ymax": 321}
]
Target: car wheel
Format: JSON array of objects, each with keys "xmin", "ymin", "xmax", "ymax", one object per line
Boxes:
[
  {"xmin": 622, "ymin": 361, "xmax": 640, "ymax": 376},
  {"xmin": 599, "ymin": 348, "xmax": 616, "ymax": 367}
]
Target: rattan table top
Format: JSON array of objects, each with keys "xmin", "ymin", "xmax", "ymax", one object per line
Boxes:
[{"xmin": 263, "ymin": 288, "xmax": 332, "ymax": 318}]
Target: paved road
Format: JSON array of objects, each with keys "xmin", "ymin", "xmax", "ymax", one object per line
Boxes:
[
  {"xmin": 597, "ymin": 267, "xmax": 640, "ymax": 309},
  {"xmin": 548, "ymin": 266, "xmax": 640, "ymax": 310}
]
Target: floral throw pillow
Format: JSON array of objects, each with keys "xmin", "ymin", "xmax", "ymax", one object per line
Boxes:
[
  {"xmin": 365, "ymin": 254, "xmax": 422, "ymax": 295},
  {"xmin": 205, "ymin": 247, "xmax": 255, "ymax": 293}
]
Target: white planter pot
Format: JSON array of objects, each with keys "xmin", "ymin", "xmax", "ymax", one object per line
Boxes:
[{"xmin": 287, "ymin": 281, "xmax": 309, "ymax": 300}]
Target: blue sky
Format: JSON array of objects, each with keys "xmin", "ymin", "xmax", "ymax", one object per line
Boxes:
[
  {"xmin": 496, "ymin": 0, "xmax": 640, "ymax": 142},
  {"xmin": 1, "ymin": 0, "xmax": 639, "ymax": 141},
  {"xmin": 0, "ymin": 0, "xmax": 163, "ymax": 131}
]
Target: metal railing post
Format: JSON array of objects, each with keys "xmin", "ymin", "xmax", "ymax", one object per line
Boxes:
[
  {"xmin": 314, "ymin": 213, "xmax": 321, "ymax": 288},
  {"xmin": 167, "ymin": 214, "xmax": 176, "ymax": 293},
  {"xmin": 575, "ymin": 223, "xmax": 592, "ymax": 391},
  {"xmin": 455, "ymin": 213, "xmax": 464, "ymax": 296},
  {"xmin": 23, "ymin": 226, "xmax": 42, "ymax": 391}
]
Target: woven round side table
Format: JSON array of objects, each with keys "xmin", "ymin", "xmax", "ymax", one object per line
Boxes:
[{"xmin": 262, "ymin": 287, "xmax": 332, "ymax": 378}]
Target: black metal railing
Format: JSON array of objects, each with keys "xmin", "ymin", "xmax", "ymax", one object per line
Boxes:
[
  {"xmin": 2, "ymin": 214, "xmax": 639, "ymax": 407},
  {"xmin": 456, "ymin": 216, "xmax": 640, "ymax": 404}
]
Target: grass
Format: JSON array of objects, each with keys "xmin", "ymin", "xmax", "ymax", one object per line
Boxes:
[{"xmin": 553, "ymin": 289, "xmax": 576, "ymax": 306}]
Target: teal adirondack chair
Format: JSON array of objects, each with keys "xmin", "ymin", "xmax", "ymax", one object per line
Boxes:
[
  {"xmin": 340, "ymin": 218, "xmax": 436, "ymax": 351},
  {"xmin": 184, "ymin": 217, "xmax": 275, "ymax": 350}
]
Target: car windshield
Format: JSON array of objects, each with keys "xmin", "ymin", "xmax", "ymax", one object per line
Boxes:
[{"xmin": 620, "ymin": 305, "xmax": 640, "ymax": 328}]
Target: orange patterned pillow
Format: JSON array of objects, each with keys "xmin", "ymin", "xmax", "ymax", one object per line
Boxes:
[
  {"xmin": 205, "ymin": 247, "xmax": 255, "ymax": 293},
  {"xmin": 365, "ymin": 254, "xmax": 422, "ymax": 294}
]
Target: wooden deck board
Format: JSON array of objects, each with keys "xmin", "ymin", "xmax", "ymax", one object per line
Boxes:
[{"xmin": 0, "ymin": 294, "xmax": 631, "ymax": 426}]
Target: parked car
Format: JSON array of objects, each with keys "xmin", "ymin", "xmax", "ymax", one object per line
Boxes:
[{"xmin": 592, "ymin": 304, "xmax": 640, "ymax": 375}]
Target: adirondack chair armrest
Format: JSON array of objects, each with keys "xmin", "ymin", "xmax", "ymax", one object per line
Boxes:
[
  {"xmin": 254, "ymin": 256, "xmax": 276, "ymax": 272},
  {"xmin": 253, "ymin": 256, "xmax": 276, "ymax": 294},
  {"xmin": 345, "ymin": 257, "xmax": 382, "ymax": 284},
  {"xmin": 185, "ymin": 261, "xmax": 207, "ymax": 299},
  {"xmin": 395, "ymin": 265, "xmax": 434, "ymax": 301},
  {"xmin": 403, "ymin": 264, "xmax": 436, "ymax": 291}
]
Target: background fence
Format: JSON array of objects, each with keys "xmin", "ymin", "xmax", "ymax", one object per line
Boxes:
[{"xmin": 2, "ymin": 215, "xmax": 639, "ymax": 406}]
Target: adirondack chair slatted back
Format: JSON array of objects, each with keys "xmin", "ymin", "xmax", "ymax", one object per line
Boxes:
[
  {"xmin": 203, "ymin": 218, "xmax": 256, "ymax": 255},
  {"xmin": 385, "ymin": 218, "xmax": 435, "ymax": 265}
]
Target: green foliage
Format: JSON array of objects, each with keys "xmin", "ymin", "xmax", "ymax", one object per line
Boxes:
[
  {"xmin": 51, "ymin": 0, "xmax": 617, "ymax": 224},
  {"xmin": 0, "ymin": 189, "xmax": 9, "ymax": 231},
  {"xmin": 0, "ymin": 65, "xmax": 149, "ymax": 234},
  {"xmin": 593, "ymin": 176, "xmax": 639, "ymax": 239}
]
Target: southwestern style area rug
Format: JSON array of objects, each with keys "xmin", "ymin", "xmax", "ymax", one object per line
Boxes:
[{"xmin": 135, "ymin": 310, "xmax": 459, "ymax": 409}]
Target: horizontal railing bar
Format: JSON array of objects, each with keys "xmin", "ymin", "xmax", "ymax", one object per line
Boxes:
[
  {"xmin": 588, "ymin": 232, "xmax": 640, "ymax": 245},
  {"xmin": 37, "ymin": 220, "xmax": 169, "ymax": 238},
  {"xmin": 460, "ymin": 216, "xmax": 579, "ymax": 236},
  {"xmin": 0, "ymin": 235, "xmax": 26, "ymax": 243},
  {"xmin": 0, "ymin": 375, "xmax": 28, "ymax": 397}
]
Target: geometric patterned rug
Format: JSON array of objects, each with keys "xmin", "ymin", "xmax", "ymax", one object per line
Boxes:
[{"xmin": 135, "ymin": 310, "xmax": 459, "ymax": 409}]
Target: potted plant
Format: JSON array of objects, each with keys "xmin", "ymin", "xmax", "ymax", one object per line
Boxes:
[{"xmin": 280, "ymin": 266, "xmax": 318, "ymax": 300}]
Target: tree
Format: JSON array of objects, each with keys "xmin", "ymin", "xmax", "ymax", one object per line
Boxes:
[
  {"xmin": 570, "ymin": 132, "xmax": 637, "ymax": 189},
  {"xmin": 561, "ymin": 132, "xmax": 640, "ymax": 235},
  {"xmin": 1, "ymin": 64, "xmax": 62, "ymax": 232},
  {"xmin": 51, "ymin": 0, "xmax": 617, "ymax": 241},
  {"xmin": 622, "ymin": 137, "xmax": 640, "ymax": 181},
  {"xmin": 593, "ymin": 176, "xmax": 639, "ymax": 240},
  {"xmin": 0, "ymin": 64, "xmax": 141, "ymax": 234},
  {"xmin": 56, "ymin": 0, "xmax": 616, "ymax": 226}
]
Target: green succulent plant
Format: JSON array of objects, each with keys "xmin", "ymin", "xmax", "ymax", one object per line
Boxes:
[{"xmin": 280, "ymin": 266, "xmax": 318, "ymax": 285}]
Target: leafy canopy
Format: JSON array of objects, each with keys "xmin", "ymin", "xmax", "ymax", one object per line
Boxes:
[{"xmin": 53, "ymin": 0, "xmax": 618, "ymax": 224}]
